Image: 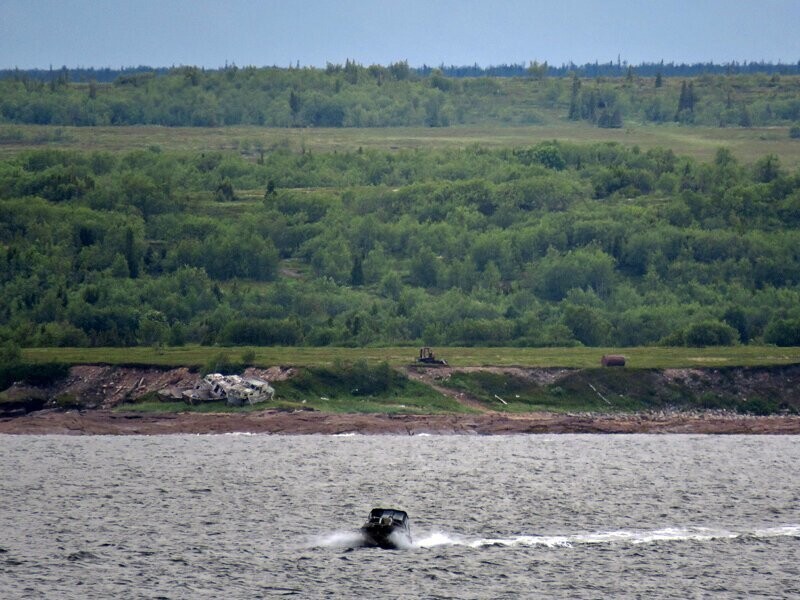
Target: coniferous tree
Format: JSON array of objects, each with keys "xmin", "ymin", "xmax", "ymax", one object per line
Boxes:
[
  {"xmin": 568, "ymin": 75, "xmax": 581, "ymax": 120},
  {"xmin": 350, "ymin": 255, "xmax": 364, "ymax": 286},
  {"xmin": 677, "ymin": 81, "xmax": 688, "ymax": 113},
  {"xmin": 675, "ymin": 80, "xmax": 695, "ymax": 120},
  {"xmin": 289, "ymin": 90, "xmax": 301, "ymax": 125},
  {"xmin": 124, "ymin": 227, "xmax": 139, "ymax": 278},
  {"xmin": 687, "ymin": 82, "xmax": 695, "ymax": 111}
]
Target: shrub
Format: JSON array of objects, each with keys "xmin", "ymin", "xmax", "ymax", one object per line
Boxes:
[
  {"xmin": 0, "ymin": 341, "xmax": 21, "ymax": 366},
  {"xmin": 764, "ymin": 318, "xmax": 800, "ymax": 346},
  {"xmin": 0, "ymin": 362, "xmax": 70, "ymax": 391},
  {"xmin": 201, "ymin": 352, "xmax": 244, "ymax": 375},
  {"xmin": 683, "ymin": 320, "xmax": 739, "ymax": 347},
  {"xmin": 220, "ymin": 318, "xmax": 302, "ymax": 346},
  {"xmin": 349, "ymin": 360, "xmax": 394, "ymax": 396}
]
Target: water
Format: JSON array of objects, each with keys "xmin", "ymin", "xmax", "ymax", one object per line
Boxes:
[{"xmin": 1, "ymin": 434, "xmax": 798, "ymax": 599}]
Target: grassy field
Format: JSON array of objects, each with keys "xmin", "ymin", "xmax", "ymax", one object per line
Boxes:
[
  {"xmin": 2, "ymin": 121, "xmax": 799, "ymax": 167},
  {"xmin": 21, "ymin": 345, "xmax": 800, "ymax": 369}
]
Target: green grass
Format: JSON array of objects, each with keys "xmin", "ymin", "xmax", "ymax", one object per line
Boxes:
[
  {"xmin": 22, "ymin": 345, "xmax": 800, "ymax": 370},
  {"xmin": 440, "ymin": 369, "xmax": 680, "ymax": 413},
  {"xmin": 2, "ymin": 121, "xmax": 800, "ymax": 167},
  {"xmin": 120, "ymin": 394, "xmax": 469, "ymax": 415},
  {"xmin": 269, "ymin": 363, "xmax": 473, "ymax": 414}
]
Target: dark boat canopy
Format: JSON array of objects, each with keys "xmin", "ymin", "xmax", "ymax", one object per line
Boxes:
[{"xmin": 367, "ymin": 508, "xmax": 408, "ymax": 523}]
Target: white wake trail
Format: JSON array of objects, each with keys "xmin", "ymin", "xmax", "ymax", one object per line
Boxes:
[
  {"xmin": 410, "ymin": 525, "xmax": 800, "ymax": 549},
  {"xmin": 312, "ymin": 524, "xmax": 799, "ymax": 551}
]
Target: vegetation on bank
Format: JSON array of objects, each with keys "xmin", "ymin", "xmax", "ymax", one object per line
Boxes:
[
  {"xmin": 438, "ymin": 368, "xmax": 797, "ymax": 416},
  {"xmin": 4, "ymin": 351, "xmax": 797, "ymax": 416},
  {"xmin": 3, "ymin": 342, "xmax": 799, "ymax": 417}
]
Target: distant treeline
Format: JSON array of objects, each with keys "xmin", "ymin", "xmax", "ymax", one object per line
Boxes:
[
  {"xmin": 2, "ymin": 63, "xmax": 800, "ymax": 129},
  {"xmin": 421, "ymin": 60, "xmax": 800, "ymax": 78},
  {"xmin": 3, "ymin": 59, "xmax": 800, "ymax": 83}
]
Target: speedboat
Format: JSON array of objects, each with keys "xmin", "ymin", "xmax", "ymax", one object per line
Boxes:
[{"xmin": 360, "ymin": 508, "xmax": 412, "ymax": 549}]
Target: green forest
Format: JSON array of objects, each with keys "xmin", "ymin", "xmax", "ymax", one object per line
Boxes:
[
  {"xmin": 2, "ymin": 135, "xmax": 800, "ymax": 350},
  {"xmin": 2, "ymin": 65, "xmax": 800, "ymax": 129}
]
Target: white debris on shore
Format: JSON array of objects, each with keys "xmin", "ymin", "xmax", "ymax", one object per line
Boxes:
[{"xmin": 179, "ymin": 373, "xmax": 275, "ymax": 407}]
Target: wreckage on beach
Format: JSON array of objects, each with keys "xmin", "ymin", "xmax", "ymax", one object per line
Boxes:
[{"xmin": 180, "ymin": 373, "xmax": 275, "ymax": 407}]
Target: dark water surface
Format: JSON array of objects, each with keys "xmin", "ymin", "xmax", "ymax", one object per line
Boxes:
[{"xmin": 1, "ymin": 434, "xmax": 798, "ymax": 599}]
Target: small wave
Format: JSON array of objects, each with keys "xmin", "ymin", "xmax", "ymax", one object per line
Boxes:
[
  {"xmin": 332, "ymin": 433, "xmax": 359, "ymax": 437},
  {"xmin": 751, "ymin": 525, "xmax": 800, "ymax": 538},
  {"xmin": 66, "ymin": 550, "xmax": 101, "ymax": 562}
]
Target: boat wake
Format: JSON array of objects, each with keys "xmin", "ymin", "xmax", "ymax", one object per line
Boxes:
[
  {"xmin": 313, "ymin": 525, "xmax": 800, "ymax": 550},
  {"xmin": 415, "ymin": 524, "xmax": 800, "ymax": 549},
  {"xmin": 312, "ymin": 529, "xmax": 415, "ymax": 550}
]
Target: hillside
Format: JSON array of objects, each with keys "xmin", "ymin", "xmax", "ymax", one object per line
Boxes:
[
  {"xmin": 2, "ymin": 69, "xmax": 800, "ymax": 352},
  {"xmin": 1, "ymin": 139, "xmax": 800, "ymax": 351}
]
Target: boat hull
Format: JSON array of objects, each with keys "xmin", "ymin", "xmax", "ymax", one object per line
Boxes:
[{"xmin": 360, "ymin": 524, "xmax": 412, "ymax": 549}]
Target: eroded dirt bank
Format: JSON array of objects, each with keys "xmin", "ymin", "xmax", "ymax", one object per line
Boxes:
[
  {"xmin": 2, "ymin": 409, "xmax": 800, "ymax": 435},
  {"xmin": 1, "ymin": 364, "xmax": 800, "ymax": 435}
]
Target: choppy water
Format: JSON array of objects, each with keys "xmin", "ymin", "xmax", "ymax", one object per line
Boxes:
[{"xmin": 1, "ymin": 434, "xmax": 798, "ymax": 599}]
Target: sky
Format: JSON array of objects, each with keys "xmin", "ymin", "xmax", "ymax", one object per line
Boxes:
[{"xmin": 1, "ymin": 0, "xmax": 799, "ymax": 70}]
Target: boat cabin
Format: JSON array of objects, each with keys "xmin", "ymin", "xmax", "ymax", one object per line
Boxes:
[{"xmin": 365, "ymin": 508, "xmax": 409, "ymax": 527}]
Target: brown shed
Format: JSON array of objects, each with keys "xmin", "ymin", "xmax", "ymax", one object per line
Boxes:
[{"xmin": 601, "ymin": 354, "xmax": 626, "ymax": 367}]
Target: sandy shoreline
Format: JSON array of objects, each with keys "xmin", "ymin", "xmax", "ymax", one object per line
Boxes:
[{"xmin": 2, "ymin": 409, "xmax": 800, "ymax": 435}]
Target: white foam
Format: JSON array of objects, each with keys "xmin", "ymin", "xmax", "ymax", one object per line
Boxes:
[
  {"xmin": 410, "ymin": 525, "xmax": 800, "ymax": 550},
  {"xmin": 468, "ymin": 535, "xmax": 572, "ymax": 548},
  {"xmin": 414, "ymin": 531, "xmax": 462, "ymax": 548},
  {"xmin": 313, "ymin": 530, "xmax": 366, "ymax": 548},
  {"xmin": 751, "ymin": 525, "xmax": 800, "ymax": 538}
]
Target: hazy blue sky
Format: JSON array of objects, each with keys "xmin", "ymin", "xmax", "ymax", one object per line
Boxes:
[{"xmin": 2, "ymin": 0, "xmax": 799, "ymax": 69}]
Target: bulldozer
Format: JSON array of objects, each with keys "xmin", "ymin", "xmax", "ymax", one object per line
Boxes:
[{"xmin": 415, "ymin": 347, "xmax": 447, "ymax": 366}]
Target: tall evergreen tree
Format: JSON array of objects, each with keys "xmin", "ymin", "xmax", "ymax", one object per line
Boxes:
[
  {"xmin": 677, "ymin": 81, "xmax": 689, "ymax": 112},
  {"xmin": 568, "ymin": 75, "xmax": 581, "ymax": 120},
  {"xmin": 289, "ymin": 90, "xmax": 301, "ymax": 124},
  {"xmin": 350, "ymin": 255, "xmax": 364, "ymax": 286}
]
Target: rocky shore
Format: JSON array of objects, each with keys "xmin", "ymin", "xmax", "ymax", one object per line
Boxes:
[{"xmin": 2, "ymin": 408, "xmax": 800, "ymax": 435}]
